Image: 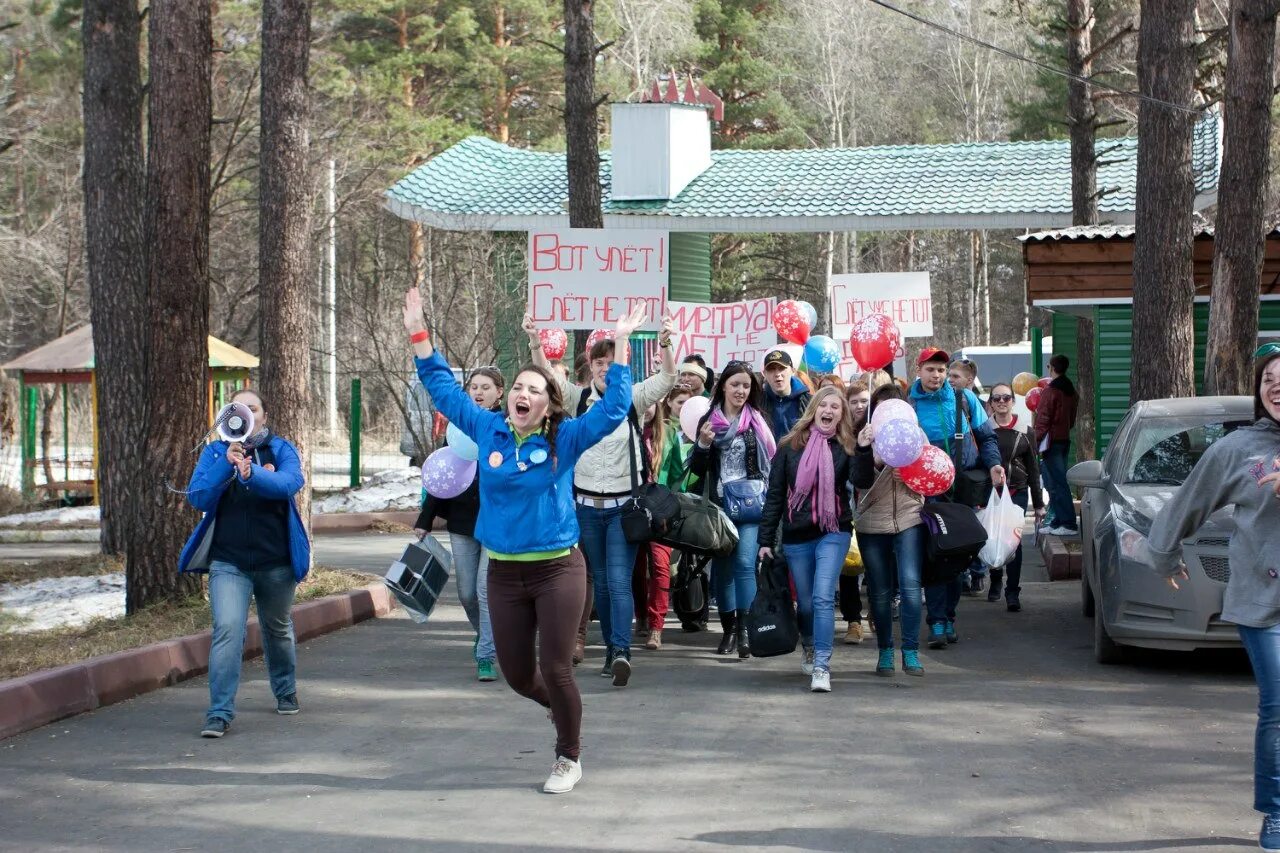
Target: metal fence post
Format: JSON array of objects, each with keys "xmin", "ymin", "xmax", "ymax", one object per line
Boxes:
[
  {"xmin": 21, "ymin": 385, "xmax": 37, "ymax": 496},
  {"xmin": 349, "ymin": 377, "xmax": 362, "ymax": 488}
]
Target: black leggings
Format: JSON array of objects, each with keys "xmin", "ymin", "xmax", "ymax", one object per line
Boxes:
[
  {"xmin": 488, "ymin": 549, "xmax": 587, "ymax": 761},
  {"xmin": 839, "ymin": 574, "xmax": 863, "ymax": 623}
]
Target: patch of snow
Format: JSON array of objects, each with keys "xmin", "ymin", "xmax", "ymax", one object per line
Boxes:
[
  {"xmin": 313, "ymin": 468, "xmax": 422, "ymax": 514},
  {"xmin": 0, "ymin": 505, "xmax": 101, "ymax": 528},
  {"xmin": 1, "ymin": 573, "xmax": 125, "ymax": 633}
]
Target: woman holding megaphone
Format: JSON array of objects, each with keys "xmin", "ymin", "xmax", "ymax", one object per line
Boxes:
[{"xmin": 404, "ymin": 288, "xmax": 641, "ymax": 795}]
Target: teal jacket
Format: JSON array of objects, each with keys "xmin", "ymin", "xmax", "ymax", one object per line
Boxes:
[{"xmin": 908, "ymin": 380, "xmax": 1001, "ymax": 471}]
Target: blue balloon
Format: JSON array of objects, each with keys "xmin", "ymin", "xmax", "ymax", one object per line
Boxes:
[
  {"xmin": 445, "ymin": 422, "xmax": 480, "ymax": 462},
  {"xmin": 803, "ymin": 334, "xmax": 841, "ymax": 375}
]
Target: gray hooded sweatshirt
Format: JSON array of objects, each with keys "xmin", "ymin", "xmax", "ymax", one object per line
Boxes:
[{"xmin": 1147, "ymin": 418, "xmax": 1280, "ymax": 628}]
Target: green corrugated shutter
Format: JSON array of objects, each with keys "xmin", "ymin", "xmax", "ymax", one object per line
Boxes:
[
  {"xmin": 668, "ymin": 233, "xmax": 711, "ymax": 303},
  {"xmin": 1095, "ymin": 305, "xmax": 1134, "ymax": 456},
  {"xmin": 1051, "ymin": 313, "xmax": 1080, "ymax": 463}
]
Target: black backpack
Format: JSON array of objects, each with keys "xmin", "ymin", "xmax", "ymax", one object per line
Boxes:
[{"xmin": 918, "ymin": 502, "xmax": 988, "ymax": 586}]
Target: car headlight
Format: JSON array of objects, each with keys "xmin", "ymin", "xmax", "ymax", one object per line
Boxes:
[{"xmin": 1114, "ymin": 515, "xmax": 1155, "ymax": 566}]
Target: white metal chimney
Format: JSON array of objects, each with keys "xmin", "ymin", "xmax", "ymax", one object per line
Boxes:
[{"xmin": 609, "ymin": 76, "xmax": 721, "ymax": 202}]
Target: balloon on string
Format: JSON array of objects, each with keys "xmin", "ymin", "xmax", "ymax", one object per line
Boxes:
[
  {"xmin": 585, "ymin": 328, "xmax": 615, "ymax": 352},
  {"xmin": 798, "ymin": 301, "xmax": 819, "ymax": 330},
  {"xmin": 445, "ymin": 422, "xmax": 479, "ymax": 462},
  {"xmin": 422, "ymin": 446, "xmax": 477, "ymax": 499},
  {"xmin": 679, "ymin": 395, "xmax": 712, "ymax": 442},
  {"xmin": 849, "ymin": 313, "xmax": 901, "ymax": 370},
  {"xmin": 900, "ymin": 444, "xmax": 955, "ymax": 497},
  {"xmin": 1038, "ymin": 377, "xmax": 1051, "ymax": 389},
  {"xmin": 869, "ymin": 399, "xmax": 918, "ymax": 436},
  {"xmin": 1025, "ymin": 387, "xmax": 1044, "ymax": 412},
  {"xmin": 875, "ymin": 419, "xmax": 927, "ymax": 468},
  {"xmin": 1011, "ymin": 372, "xmax": 1038, "ymax": 396},
  {"xmin": 773, "ymin": 300, "xmax": 811, "ymax": 345},
  {"xmin": 803, "ymin": 335, "xmax": 841, "ymax": 375},
  {"xmin": 539, "ymin": 328, "xmax": 568, "ymax": 361}
]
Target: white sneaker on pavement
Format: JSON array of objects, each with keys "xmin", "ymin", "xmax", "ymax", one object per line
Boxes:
[
  {"xmin": 542, "ymin": 756, "xmax": 582, "ymax": 794},
  {"xmin": 810, "ymin": 668, "xmax": 832, "ymax": 693}
]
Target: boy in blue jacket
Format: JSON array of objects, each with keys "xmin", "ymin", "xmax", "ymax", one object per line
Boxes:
[{"xmin": 179, "ymin": 389, "xmax": 310, "ymax": 739}]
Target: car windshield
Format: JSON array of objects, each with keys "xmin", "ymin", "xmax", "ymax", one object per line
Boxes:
[{"xmin": 1122, "ymin": 415, "xmax": 1252, "ymax": 485}]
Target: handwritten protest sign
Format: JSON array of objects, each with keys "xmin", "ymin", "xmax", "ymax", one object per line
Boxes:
[
  {"xmin": 829, "ymin": 272, "xmax": 932, "ymax": 376},
  {"xmin": 667, "ymin": 297, "xmax": 780, "ymax": 372},
  {"xmin": 527, "ymin": 229, "xmax": 668, "ymax": 330}
]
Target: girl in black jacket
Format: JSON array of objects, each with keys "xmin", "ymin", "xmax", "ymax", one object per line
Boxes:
[
  {"xmin": 986, "ymin": 383, "xmax": 1046, "ymax": 611},
  {"xmin": 413, "ymin": 368, "xmax": 505, "ymax": 681},
  {"xmin": 758, "ymin": 386, "xmax": 857, "ymax": 692}
]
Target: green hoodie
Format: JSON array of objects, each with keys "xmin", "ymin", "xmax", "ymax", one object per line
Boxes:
[{"xmin": 1148, "ymin": 418, "xmax": 1280, "ymax": 627}]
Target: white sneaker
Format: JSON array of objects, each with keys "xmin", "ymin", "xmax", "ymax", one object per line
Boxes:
[
  {"xmin": 810, "ymin": 668, "xmax": 831, "ymax": 693},
  {"xmin": 801, "ymin": 646, "xmax": 815, "ymax": 674},
  {"xmin": 542, "ymin": 756, "xmax": 582, "ymax": 794}
]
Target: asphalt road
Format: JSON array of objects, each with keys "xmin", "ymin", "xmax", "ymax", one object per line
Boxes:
[{"xmin": 0, "ymin": 532, "xmax": 1261, "ymax": 852}]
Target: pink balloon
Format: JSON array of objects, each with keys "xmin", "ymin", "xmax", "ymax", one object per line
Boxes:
[
  {"xmin": 585, "ymin": 329, "xmax": 615, "ymax": 352},
  {"xmin": 900, "ymin": 445, "xmax": 955, "ymax": 497},
  {"xmin": 773, "ymin": 300, "xmax": 811, "ymax": 345},
  {"xmin": 679, "ymin": 395, "xmax": 712, "ymax": 442},
  {"xmin": 422, "ymin": 446, "xmax": 477, "ymax": 499},
  {"xmin": 869, "ymin": 399, "xmax": 917, "ymax": 436},
  {"xmin": 539, "ymin": 328, "xmax": 568, "ymax": 361}
]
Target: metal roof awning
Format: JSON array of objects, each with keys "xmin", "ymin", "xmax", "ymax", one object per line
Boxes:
[{"xmin": 2, "ymin": 325, "xmax": 260, "ymax": 378}]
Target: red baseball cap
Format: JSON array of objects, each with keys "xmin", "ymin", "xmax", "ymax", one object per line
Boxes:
[{"xmin": 917, "ymin": 347, "xmax": 950, "ymax": 366}]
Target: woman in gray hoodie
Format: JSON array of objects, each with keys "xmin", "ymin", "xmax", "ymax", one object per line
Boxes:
[{"xmin": 1148, "ymin": 347, "xmax": 1280, "ymax": 852}]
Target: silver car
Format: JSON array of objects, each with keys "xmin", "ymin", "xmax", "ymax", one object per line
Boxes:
[{"xmin": 1068, "ymin": 396, "xmax": 1253, "ymax": 663}]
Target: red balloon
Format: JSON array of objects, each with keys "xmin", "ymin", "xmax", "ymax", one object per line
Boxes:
[
  {"xmin": 1025, "ymin": 387, "xmax": 1044, "ymax": 412},
  {"xmin": 539, "ymin": 328, "xmax": 568, "ymax": 361},
  {"xmin": 849, "ymin": 313, "xmax": 901, "ymax": 370},
  {"xmin": 900, "ymin": 444, "xmax": 956, "ymax": 497},
  {"xmin": 1037, "ymin": 377, "xmax": 1051, "ymax": 389},
  {"xmin": 585, "ymin": 329, "xmax": 615, "ymax": 352},
  {"xmin": 773, "ymin": 300, "xmax": 811, "ymax": 345}
]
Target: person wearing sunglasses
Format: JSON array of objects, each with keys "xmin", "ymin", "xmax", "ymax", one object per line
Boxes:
[
  {"xmin": 1147, "ymin": 343, "xmax": 1280, "ymax": 851},
  {"xmin": 986, "ymin": 383, "xmax": 1046, "ymax": 611}
]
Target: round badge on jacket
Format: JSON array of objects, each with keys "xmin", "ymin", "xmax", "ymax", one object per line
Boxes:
[
  {"xmin": 488, "ymin": 451, "xmax": 503, "ymax": 469},
  {"xmin": 529, "ymin": 449, "xmax": 548, "ymax": 465}
]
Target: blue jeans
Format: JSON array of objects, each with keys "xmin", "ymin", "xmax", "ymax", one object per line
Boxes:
[
  {"xmin": 785, "ymin": 532, "xmax": 851, "ymax": 671},
  {"xmin": 859, "ymin": 526, "xmax": 924, "ymax": 651},
  {"xmin": 713, "ymin": 523, "xmax": 759, "ymax": 613},
  {"xmin": 1239, "ymin": 624, "xmax": 1280, "ymax": 814},
  {"xmin": 1042, "ymin": 440, "xmax": 1077, "ymax": 531},
  {"xmin": 925, "ymin": 575, "xmax": 963, "ymax": 627},
  {"xmin": 207, "ymin": 561, "xmax": 297, "ymax": 722},
  {"xmin": 449, "ymin": 533, "xmax": 494, "ymax": 662},
  {"xmin": 576, "ymin": 503, "xmax": 639, "ymax": 653}
]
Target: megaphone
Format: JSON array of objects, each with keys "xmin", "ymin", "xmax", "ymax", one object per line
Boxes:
[{"xmin": 214, "ymin": 402, "xmax": 255, "ymax": 443}]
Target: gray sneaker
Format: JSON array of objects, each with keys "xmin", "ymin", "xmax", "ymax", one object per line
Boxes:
[
  {"xmin": 201, "ymin": 718, "xmax": 229, "ymax": 738},
  {"xmin": 276, "ymin": 693, "xmax": 300, "ymax": 715}
]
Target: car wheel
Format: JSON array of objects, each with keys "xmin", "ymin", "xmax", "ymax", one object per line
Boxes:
[
  {"xmin": 1081, "ymin": 572, "xmax": 1095, "ymax": 618},
  {"xmin": 1093, "ymin": 608, "xmax": 1125, "ymax": 664}
]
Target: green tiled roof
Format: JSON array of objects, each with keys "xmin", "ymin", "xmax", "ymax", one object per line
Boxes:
[{"xmin": 385, "ymin": 111, "xmax": 1221, "ymax": 233}]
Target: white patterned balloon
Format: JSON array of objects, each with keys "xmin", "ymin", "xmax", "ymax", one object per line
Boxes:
[{"xmin": 869, "ymin": 399, "xmax": 917, "ymax": 436}]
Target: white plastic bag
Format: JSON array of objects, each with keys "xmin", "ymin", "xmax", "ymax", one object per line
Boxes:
[{"xmin": 977, "ymin": 486, "xmax": 1024, "ymax": 569}]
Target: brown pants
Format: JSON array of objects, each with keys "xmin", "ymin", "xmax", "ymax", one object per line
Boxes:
[{"xmin": 488, "ymin": 549, "xmax": 586, "ymax": 761}]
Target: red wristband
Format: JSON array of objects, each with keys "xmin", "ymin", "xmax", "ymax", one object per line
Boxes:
[{"xmin": 410, "ymin": 330, "xmax": 429, "ymax": 344}]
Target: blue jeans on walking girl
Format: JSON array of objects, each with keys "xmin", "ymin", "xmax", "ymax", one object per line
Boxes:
[
  {"xmin": 712, "ymin": 523, "xmax": 759, "ymax": 613},
  {"xmin": 576, "ymin": 503, "xmax": 639, "ymax": 654},
  {"xmin": 449, "ymin": 532, "xmax": 495, "ymax": 662},
  {"xmin": 1238, "ymin": 622, "xmax": 1280, "ymax": 814},
  {"xmin": 207, "ymin": 561, "xmax": 296, "ymax": 723},
  {"xmin": 858, "ymin": 526, "xmax": 925, "ymax": 651},
  {"xmin": 784, "ymin": 531, "xmax": 851, "ymax": 671}
]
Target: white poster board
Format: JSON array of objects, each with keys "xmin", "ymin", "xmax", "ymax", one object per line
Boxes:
[
  {"xmin": 667, "ymin": 298, "xmax": 780, "ymax": 372},
  {"xmin": 527, "ymin": 229, "xmax": 668, "ymax": 330},
  {"xmin": 829, "ymin": 272, "xmax": 933, "ymax": 377}
]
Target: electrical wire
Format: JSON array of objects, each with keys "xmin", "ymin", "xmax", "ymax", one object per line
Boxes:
[{"xmin": 861, "ymin": 0, "xmax": 1206, "ymax": 116}]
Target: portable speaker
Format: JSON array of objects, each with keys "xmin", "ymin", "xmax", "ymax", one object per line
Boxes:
[{"xmin": 383, "ymin": 535, "xmax": 454, "ymax": 623}]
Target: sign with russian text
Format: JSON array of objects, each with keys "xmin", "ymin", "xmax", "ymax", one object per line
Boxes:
[
  {"xmin": 527, "ymin": 229, "xmax": 668, "ymax": 330},
  {"xmin": 667, "ymin": 297, "xmax": 780, "ymax": 372},
  {"xmin": 829, "ymin": 272, "xmax": 933, "ymax": 376}
]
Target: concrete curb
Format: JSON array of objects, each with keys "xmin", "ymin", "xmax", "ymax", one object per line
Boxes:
[
  {"xmin": 0, "ymin": 582, "xmax": 393, "ymax": 741},
  {"xmin": 1040, "ymin": 535, "xmax": 1083, "ymax": 581},
  {"xmin": 0, "ymin": 528, "xmax": 101, "ymax": 544}
]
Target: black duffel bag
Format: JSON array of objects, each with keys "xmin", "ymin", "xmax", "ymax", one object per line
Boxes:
[
  {"xmin": 918, "ymin": 501, "xmax": 988, "ymax": 586},
  {"xmin": 746, "ymin": 551, "xmax": 799, "ymax": 658},
  {"xmin": 655, "ymin": 469, "xmax": 739, "ymax": 557}
]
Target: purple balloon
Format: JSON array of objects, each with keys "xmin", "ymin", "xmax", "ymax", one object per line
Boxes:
[
  {"xmin": 870, "ymin": 399, "xmax": 917, "ymax": 436},
  {"xmin": 876, "ymin": 419, "xmax": 926, "ymax": 468},
  {"xmin": 422, "ymin": 446, "xmax": 477, "ymax": 499}
]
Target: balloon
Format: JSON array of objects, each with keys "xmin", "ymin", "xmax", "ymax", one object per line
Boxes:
[
  {"xmin": 900, "ymin": 444, "xmax": 956, "ymax": 497},
  {"xmin": 803, "ymin": 335, "xmax": 841, "ymax": 375},
  {"xmin": 421, "ymin": 446, "xmax": 477, "ymax": 499},
  {"xmin": 1011, "ymin": 372, "xmax": 1038, "ymax": 396},
  {"xmin": 798, "ymin": 301, "xmax": 819, "ymax": 330},
  {"xmin": 773, "ymin": 300, "xmax": 811, "ymax": 345},
  {"xmin": 875, "ymin": 419, "xmax": 927, "ymax": 468},
  {"xmin": 849, "ymin": 313, "xmax": 901, "ymax": 370},
  {"xmin": 445, "ymin": 422, "xmax": 479, "ymax": 462},
  {"xmin": 539, "ymin": 328, "xmax": 568, "ymax": 361},
  {"xmin": 585, "ymin": 329, "xmax": 615, "ymax": 352},
  {"xmin": 679, "ymin": 395, "xmax": 712, "ymax": 442},
  {"xmin": 1038, "ymin": 377, "xmax": 1052, "ymax": 389},
  {"xmin": 870, "ymin": 399, "xmax": 918, "ymax": 436},
  {"xmin": 1025, "ymin": 387, "xmax": 1044, "ymax": 412}
]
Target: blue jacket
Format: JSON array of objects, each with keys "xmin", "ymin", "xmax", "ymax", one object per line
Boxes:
[
  {"xmin": 179, "ymin": 435, "xmax": 311, "ymax": 581},
  {"xmin": 763, "ymin": 376, "xmax": 812, "ymax": 439},
  {"xmin": 415, "ymin": 351, "xmax": 631, "ymax": 554},
  {"xmin": 908, "ymin": 380, "xmax": 1001, "ymax": 472}
]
